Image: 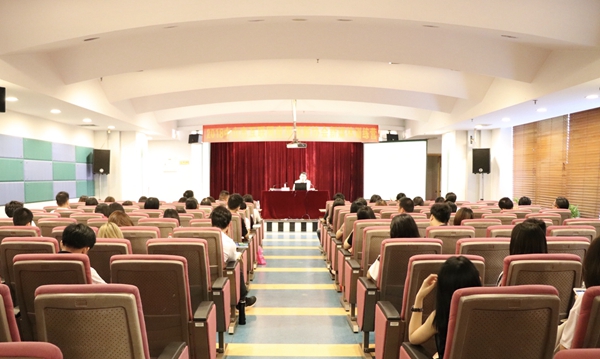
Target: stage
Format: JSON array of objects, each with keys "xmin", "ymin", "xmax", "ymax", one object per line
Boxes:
[
  {"xmin": 261, "ymin": 190, "xmax": 329, "ymax": 220},
  {"xmin": 264, "ymin": 219, "xmax": 319, "ymax": 232}
]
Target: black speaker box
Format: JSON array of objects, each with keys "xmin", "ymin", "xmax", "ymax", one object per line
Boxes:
[
  {"xmin": 472, "ymin": 148, "xmax": 490, "ymax": 174},
  {"xmin": 188, "ymin": 134, "xmax": 200, "ymax": 144},
  {"xmin": 0, "ymin": 87, "xmax": 5, "ymax": 113},
  {"xmin": 93, "ymin": 149, "xmax": 111, "ymax": 174},
  {"xmin": 386, "ymin": 134, "xmax": 399, "ymax": 142}
]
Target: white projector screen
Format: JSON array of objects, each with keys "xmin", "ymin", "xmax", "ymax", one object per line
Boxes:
[{"xmin": 363, "ymin": 141, "xmax": 427, "ymax": 200}]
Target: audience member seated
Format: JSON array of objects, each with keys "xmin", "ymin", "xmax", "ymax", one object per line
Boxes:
[
  {"xmin": 327, "ymin": 198, "xmax": 346, "ymax": 226},
  {"xmin": 408, "ymin": 256, "xmax": 482, "ymax": 359},
  {"xmin": 453, "ymin": 207, "xmax": 474, "ymax": 226},
  {"xmin": 200, "ymin": 197, "xmax": 212, "ymax": 206},
  {"xmin": 375, "ymin": 199, "xmax": 387, "ymax": 206},
  {"xmin": 95, "ymin": 203, "xmax": 110, "ymax": 217},
  {"xmin": 12, "ymin": 207, "xmax": 33, "ymax": 226},
  {"xmin": 210, "ymin": 206, "xmax": 256, "ymax": 307},
  {"xmin": 399, "ymin": 197, "xmax": 415, "ymax": 214},
  {"xmin": 396, "ymin": 192, "xmax": 406, "ymax": 200},
  {"xmin": 243, "ymin": 194, "xmax": 261, "ymax": 226},
  {"xmin": 434, "ymin": 197, "xmax": 445, "ymax": 203},
  {"xmin": 430, "ymin": 203, "xmax": 451, "ymax": 226},
  {"xmin": 207, "ymin": 196, "xmax": 216, "ymax": 203},
  {"xmin": 4, "ymin": 200, "xmax": 23, "ymax": 218},
  {"xmin": 183, "ymin": 190, "xmax": 194, "ymax": 198},
  {"xmin": 185, "ymin": 197, "xmax": 199, "ymax": 210},
  {"xmin": 369, "ymin": 194, "xmax": 382, "ymax": 203},
  {"xmin": 163, "ymin": 209, "xmax": 181, "ymax": 226},
  {"xmin": 176, "ymin": 208, "xmax": 187, "ymax": 214},
  {"xmin": 558, "ymin": 235, "xmax": 600, "ymax": 350},
  {"xmin": 445, "ymin": 192, "xmax": 457, "ymax": 203},
  {"xmin": 104, "ymin": 196, "xmax": 115, "ymax": 203},
  {"xmin": 138, "ymin": 196, "xmax": 148, "ymax": 203},
  {"xmin": 85, "ymin": 197, "xmax": 99, "ymax": 206},
  {"xmin": 323, "ymin": 193, "xmax": 345, "ymax": 225},
  {"xmin": 498, "ymin": 197, "xmax": 514, "ymax": 210},
  {"xmin": 144, "ymin": 197, "xmax": 160, "ymax": 210},
  {"xmin": 367, "ymin": 213, "xmax": 421, "ymax": 281},
  {"xmin": 122, "ymin": 200, "xmax": 133, "ymax": 206},
  {"xmin": 413, "ymin": 196, "xmax": 424, "ymax": 206},
  {"xmin": 219, "ymin": 190, "xmax": 230, "ymax": 202},
  {"xmin": 59, "ymin": 223, "xmax": 106, "ymax": 284},
  {"xmin": 496, "ymin": 221, "xmax": 548, "ymax": 285},
  {"xmin": 343, "ymin": 206, "xmax": 376, "ymax": 250},
  {"xmin": 78, "ymin": 195, "xmax": 88, "ymax": 203},
  {"xmin": 518, "ymin": 196, "xmax": 532, "ymax": 206},
  {"xmin": 108, "ymin": 202, "xmax": 125, "ymax": 216},
  {"xmin": 554, "ymin": 196, "xmax": 570, "ymax": 209},
  {"xmin": 108, "ymin": 211, "xmax": 134, "ymax": 227},
  {"xmin": 447, "ymin": 201, "xmax": 457, "ymax": 213},
  {"xmin": 178, "ymin": 197, "xmax": 187, "ymax": 203},
  {"xmin": 336, "ymin": 200, "xmax": 366, "ymax": 240},
  {"xmin": 228, "ymin": 194, "xmax": 248, "ymax": 241},
  {"xmin": 98, "ymin": 222, "xmax": 124, "ymax": 238},
  {"xmin": 54, "ymin": 191, "xmax": 70, "ymax": 210}
]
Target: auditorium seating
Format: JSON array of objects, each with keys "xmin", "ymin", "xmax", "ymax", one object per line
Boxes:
[
  {"xmin": 526, "ymin": 213, "xmax": 562, "ymax": 226},
  {"xmin": 471, "ymin": 209, "xmax": 492, "ymax": 219},
  {"xmin": 0, "ymin": 219, "xmax": 13, "ymax": 226},
  {"xmin": 132, "ymin": 209, "xmax": 163, "ymax": 218},
  {"xmin": 486, "ymin": 224, "xmax": 515, "ymax": 237},
  {"xmin": 69, "ymin": 213, "xmax": 104, "ymax": 225},
  {"xmin": 110, "ymin": 255, "xmax": 216, "ymax": 359},
  {"xmin": 461, "ymin": 218, "xmax": 501, "ymax": 237},
  {"xmin": 186, "ymin": 209, "xmax": 206, "ymax": 219},
  {"xmin": 120, "ymin": 226, "xmax": 160, "ymax": 254},
  {"xmin": 425, "ymin": 226, "xmax": 475, "ymax": 254},
  {"xmin": 55, "ymin": 210, "xmax": 84, "ymax": 218},
  {"xmin": 138, "ymin": 217, "xmax": 179, "ymax": 238},
  {"xmin": 501, "ymin": 209, "xmax": 531, "ymax": 218},
  {"xmin": 546, "ymin": 236, "xmax": 591, "ymax": 262},
  {"xmin": 456, "ymin": 237, "xmax": 510, "ymax": 286},
  {"xmin": 78, "ymin": 205, "xmax": 99, "ymax": 213},
  {"xmin": 179, "ymin": 213, "xmax": 194, "ymax": 227},
  {"xmin": 87, "ymin": 218, "xmax": 108, "ymax": 227},
  {"xmin": 190, "ymin": 219, "xmax": 213, "ymax": 227},
  {"xmin": 0, "ymin": 226, "xmax": 41, "ymax": 243},
  {"xmin": 37, "ymin": 218, "xmax": 77, "ymax": 237},
  {"xmin": 564, "ymin": 219, "xmax": 600, "ymax": 237},
  {"xmin": 512, "ymin": 217, "xmax": 554, "ymax": 226},
  {"xmin": 570, "ymin": 286, "xmax": 600, "ymax": 349},
  {"xmin": 399, "ymin": 285, "xmax": 559, "ymax": 359},
  {"xmin": 555, "ymin": 349, "xmax": 600, "ymax": 359},
  {"xmin": 541, "ymin": 208, "xmax": 573, "ymax": 224},
  {"xmin": 414, "ymin": 219, "xmax": 430, "ymax": 238},
  {"xmin": 87, "ymin": 238, "xmax": 132, "ymax": 283},
  {"xmin": 128, "ymin": 212, "xmax": 150, "ymax": 226},
  {"xmin": 0, "ymin": 283, "xmax": 19, "ymax": 342},
  {"xmin": 34, "ymin": 284, "xmax": 189, "ymax": 359},
  {"xmin": 481, "ymin": 213, "xmax": 517, "ymax": 225},
  {"xmin": 0, "ymin": 342, "xmax": 63, "ymax": 358}
]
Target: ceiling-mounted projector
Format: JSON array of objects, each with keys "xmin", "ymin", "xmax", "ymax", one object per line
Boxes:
[{"xmin": 286, "ymin": 140, "xmax": 307, "ymax": 149}]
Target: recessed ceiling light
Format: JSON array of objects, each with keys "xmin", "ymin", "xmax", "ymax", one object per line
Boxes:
[
  {"xmin": 108, "ymin": 125, "xmax": 115, "ymax": 130},
  {"xmin": 5, "ymin": 97, "xmax": 18, "ymax": 102},
  {"xmin": 83, "ymin": 37, "xmax": 99, "ymax": 42},
  {"xmin": 248, "ymin": 19, "xmax": 264, "ymax": 22},
  {"xmin": 50, "ymin": 109, "xmax": 61, "ymax": 114},
  {"xmin": 586, "ymin": 94, "xmax": 598, "ymax": 99},
  {"xmin": 501, "ymin": 35, "xmax": 518, "ymax": 39},
  {"xmin": 537, "ymin": 108, "xmax": 547, "ymax": 113},
  {"xmin": 337, "ymin": 19, "xmax": 352, "ymax": 22},
  {"xmin": 502, "ymin": 117, "xmax": 510, "ymax": 122},
  {"xmin": 423, "ymin": 25, "xmax": 439, "ymax": 28},
  {"xmin": 292, "ymin": 18, "xmax": 307, "ymax": 21},
  {"xmin": 82, "ymin": 118, "xmax": 92, "ymax": 123}
]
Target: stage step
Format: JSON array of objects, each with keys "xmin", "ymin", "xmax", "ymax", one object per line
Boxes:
[{"xmin": 265, "ymin": 220, "xmax": 319, "ymax": 232}]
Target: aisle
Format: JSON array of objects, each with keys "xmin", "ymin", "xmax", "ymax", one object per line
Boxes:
[{"xmin": 223, "ymin": 231, "xmax": 365, "ymax": 358}]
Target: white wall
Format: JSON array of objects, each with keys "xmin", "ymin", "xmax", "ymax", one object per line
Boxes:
[
  {"xmin": 427, "ymin": 137, "xmax": 442, "ymax": 154},
  {"xmin": 0, "ymin": 111, "xmax": 94, "ymax": 146}
]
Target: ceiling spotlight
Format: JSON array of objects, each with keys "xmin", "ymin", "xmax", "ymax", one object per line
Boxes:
[
  {"xmin": 82, "ymin": 118, "xmax": 92, "ymax": 123},
  {"xmin": 502, "ymin": 117, "xmax": 510, "ymax": 122},
  {"xmin": 108, "ymin": 125, "xmax": 115, "ymax": 130},
  {"xmin": 5, "ymin": 97, "xmax": 18, "ymax": 102},
  {"xmin": 50, "ymin": 109, "xmax": 61, "ymax": 114},
  {"xmin": 537, "ymin": 108, "xmax": 547, "ymax": 113},
  {"xmin": 586, "ymin": 94, "xmax": 598, "ymax": 99}
]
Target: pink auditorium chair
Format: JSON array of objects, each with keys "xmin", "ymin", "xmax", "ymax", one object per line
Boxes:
[
  {"xmin": 546, "ymin": 236, "xmax": 590, "ymax": 263},
  {"xmin": 526, "ymin": 212, "xmax": 562, "ymax": 226},
  {"xmin": 570, "ymin": 286, "xmax": 600, "ymax": 349},
  {"xmin": 190, "ymin": 219, "xmax": 213, "ymax": 228},
  {"xmin": 0, "ymin": 284, "xmax": 20, "ymax": 342},
  {"xmin": 563, "ymin": 219, "xmax": 600, "ymax": 238},
  {"xmin": 471, "ymin": 208, "xmax": 492, "ymax": 219},
  {"xmin": 87, "ymin": 238, "xmax": 132, "ymax": 283},
  {"xmin": 69, "ymin": 213, "xmax": 104, "ymax": 225},
  {"xmin": 86, "ymin": 218, "xmax": 108, "ymax": 228},
  {"xmin": 486, "ymin": 224, "xmax": 515, "ymax": 237},
  {"xmin": 128, "ymin": 212, "xmax": 150, "ymax": 226},
  {"xmin": 0, "ymin": 342, "xmax": 63, "ymax": 358},
  {"xmin": 179, "ymin": 213, "xmax": 194, "ymax": 227},
  {"xmin": 540, "ymin": 208, "xmax": 573, "ymax": 224},
  {"xmin": 147, "ymin": 238, "xmax": 231, "ymax": 353},
  {"xmin": 328, "ymin": 209, "xmax": 349, "ymax": 268},
  {"xmin": 512, "ymin": 217, "xmax": 554, "ymax": 227},
  {"xmin": 186, "ymin": 209, "xmax": 206, "ymax": 219},
  {"xmin": 399, "ymin": 285, "xmax": 559, "ymax": 359},
  {"xmin": 547, "ymin": 225, "xmax": 596, "ymax": 241},
  {"xmin": 34, "ymin": 284, "xmax": 189, "ymax": 359},
  {"xmin": 138, "ymin": 217, "xmax": 179, "ymax": 238},
  {"xmin": 333, "ymin": 213, "xmax": 357, "ymax": 290},
  {"xmin": 0, "ymin": 237, "xmax": 59, "ymax": 302},
  {"xmin": 425, "ymin": 226, "xmax": 475, "ymax": 255},
  {"xmin": 37, "ymin": 218, "xmax": 77, "ymax": 237},
  {"xmin": 500, "ymin": 253, "xmax": 582, "ymax": 320},
  {"xmin": 456, "ymin": 237, "xmax": 510, "ymax": 287},
  {"xmin": 376, "ymin": 254, "xmax": 485, "ymax": 359},
  {"xmin": 132, "ymin": 209, "xmax": 163, "ymax": 218},
  {"xmin": 554, "ymin": 349, "xmax": 600, "ymax": 359},
  {"xmin": 0, "ymin": 226, "xmax": 41, "ymax": 244},
  {"xmin": 13, "ymin": 253, "xmax": 93, "ymax": 341},
  {"xmin": 119, "ymin": 226, "xmax": 160, "ymax": 254},
  {"xmin": 54, "ymin": 209, "xmax": 84, "ymax": 218},
  {"xmin": 357, "ymin": 240, "xmax": 444, "ymax": 353},
  {"xmin": 481, "ymin": 213, "xmax": 517, "ymax": 225},
  {"xmin": 77, "ymin": 205, "xmax": 99, "ymax": 213},
  {"xmin": 0, "ymin": 219, "xmax": 13, "ymax": 226},
  {"xmin": 461, "ymin": 218, "xmax": 501, "ymax": 237},
  {"xmin": 110, "ymin": 255, "xmax": 216, "ymax": 359},
  {"xmin": 501, "ymin": 209, "xmax": 532, "ymax": 219}
]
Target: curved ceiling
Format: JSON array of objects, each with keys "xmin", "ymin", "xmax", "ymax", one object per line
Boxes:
[{"xmin": 1, "ymin": 0, "xmax": 599, "ymax": 139}]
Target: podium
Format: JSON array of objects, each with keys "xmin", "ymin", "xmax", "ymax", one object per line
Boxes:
[{"xmin": 261, "ymin": 190, "xmax": 329, "ymax": 219}]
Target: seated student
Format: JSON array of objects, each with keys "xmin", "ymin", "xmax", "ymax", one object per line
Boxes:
[
  {"xmin": 243, "ymin": 194, "xmax": 260, "ymax": 228},
  {"xmin": 178, "ymin": 197, "xmax": 187, "ymax": 203},
  {"xmin": 121, "ymin": 200, "xmax": 133, "ymax": 206},
  {"xmin": 227, "ymin": 194, "xmax": 248, "ymax": 241},
  {"xmin": 163, "ymin": 209, "xmax": 181, "ymax": 226},
  {"xmin": 343, "ymin": 206, "xmax": 376, "ymax": 250},
  {"xmin": 558, "ymin": 235, "xmax": 600, "ymax": 350},
  {"xmin": 430, "ymin": 203, "xmax": 451, "ymax": 226},
  {"xmin": 107, "ymin": 202, "xmax": 125, "ymax": 216},
  {"xmin": 375, "ymin": 199, "xmax": 387, "ymax": 206},
  {"xmin": 4, "ymin": 200, "xmax": 23, "ymax": 218},
  {"xmin": 413, "ymin": 196, "xmax": 424, "ymax": 206},
  {"xmin": 446, "ymin": 201, "xmax": 457, "ymax": 213},
  {"xmin": 59, "ymin": 223, "xmax": 106, "ymax": 284},
  {"xmin": 498, "ymin": 197, "xmax": 514, "ymax": 210},
  {"xmin": 323, "ymin": 193, "xmax": 345, "ymax": 224},
  {"xmin": 185, "ymin": 197, "xmax": 199, "ymax": 210},
  {"xmin": 12, "ymin": 208, "xmax": 33, "ymax": 226},
  {"xmin": 85, "ymin": 197, "xmax": 99, "ymax": 206},
  {"xmin": 78, "ymin": 195, "xmax": 88, "ymax": 203},
  {"xmin": 200, "ymin": 197, "xmax": 212, "ymax": 206},
  {"xmin": 434, "ymin": 196, "xmax": 446, "ymax": 203},
  {"xmin": 210, "ymin": 206, "xmax": 256, "ymax": 307},
  {"xmin": 336, "ymin": 200, "xmax": 366, "ymax": 241},
  {"xmin": 518, "ymin": 196, "xmax": 532, "ymax": 206},
  {"xmin": 367, "ymin": 213, "xmax": 421, "ymax": 281},
  {"xmin": 369, "ymin": 194, "xmax": 382, "ymax": 203},
  {"xmin": 104, "ymin": 196, "xmax": 115, "ymax": 203},
  {"xmin": 396, "ymin": 192, "xmax": 406, "ymax": 201},
  {"xmin": 97, "ymin": 222, "xmax": 124, "ymax": 238},
  {"xmin": 327, "ymin": 198, "xmax": 346, "ymax": 227},
  {"xmin": 95, "ymin": 203, "xmax": 110, "ymax": 217},
  {"xmin": 108, "ymin": 211, "xmax": 134, "ymax": 227},
  {"xmin": 408, "ymin": 256, "xmax": 482, "ymax": 359},
  {"xmin": 554, "ymin": 196, "xmax": 570, "ymax": 209},
  {"xmin": 183, "ymin": 190, "xmax": 194, "ymax": 199},
  {"xmin": 138, "ymin": 196, "xmax": 148, "ymax": 203},
  {"xmin": 445, "ymin": 192, "xmax": 457, "ymax": 203},
  {"xmin": 144, "ymin": 197, "xmax": 160, "ymax": 210},
  {"xmin": 496, "ymin": 221, "xmax": 547, "ymax": 286},
  {"xmin": 399, "ymin": 197, "xmax": 415, "ymax": 214},
  {"xmin": 453, "ymin": 207, "xmax": 474, "ymax": 226},
  {"xmin": 207, "ymin": 196, "xmax": 216, "ymax": 203},
  {"xmin": 218, "ymin": 190, "xmax": 230, "ymax": 202},
  {"xmin": 54, "ymin": 191, "xmax": 70, "ymax": 210}
]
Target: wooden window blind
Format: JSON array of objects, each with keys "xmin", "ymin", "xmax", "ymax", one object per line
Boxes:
[{"xmin": 513, "ymin": 123, "xmax": 537, "ymax": 201}]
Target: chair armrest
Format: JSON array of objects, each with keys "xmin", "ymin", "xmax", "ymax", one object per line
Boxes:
[
  {"xmin": 348, "ymin": 258, "xmax": 361, "ymax": 270},
  {"xmin": 212, "ymin": 276, "xmax": 228, "ymax": 291},
  {"xmin": 340, "ymin": 248, "xmax": 352, "ymax": 257},
  {"xmin": 193, "ymin": 300, "xmax": 214, "ymax": 321},
  {"xmin": 377, "ymin": 301, "xmax": 400, "ymax": 320},
  {"xmin": 358, "ymin": 276, "xmax": 377, "ymax": 291},
  {"xmin": 157, "ymin": 342, "xmax": 188, "ymax": 359},
  {"xmin": 401, "ymin": 343, "xmax": 432, "ymax": 359},
  {"xmin": 225, "ymin": 260, "xmax": 238, "ymax": 271},
  {"xmin": 333, "ymin": 238, "xmax": 343, "ymax": 246}
]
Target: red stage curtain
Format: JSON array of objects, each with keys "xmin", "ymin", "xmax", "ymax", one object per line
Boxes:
[{"xmin": 210, "ymin": 142, "xmax": 363, "ymax": 201}]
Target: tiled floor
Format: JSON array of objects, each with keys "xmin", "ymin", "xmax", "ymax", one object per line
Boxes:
[{"xmin": 223, "ymin": 232, "xmax": 366, "ymax": 358}]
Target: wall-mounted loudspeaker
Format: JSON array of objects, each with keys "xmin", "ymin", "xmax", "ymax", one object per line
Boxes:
[
  {"xmin": 472, "ymin": 148, "xmax": 490, "ymax": 174},
  {"xmin": 386, "ymin": 134, "xmax": 399, "ymax": 142},
  {"xmin": 93, "ymin": 149, "xmax": 111, "ymax": 175},
  {"xmin": 188, "ymin": 134, "xmax": 200, "ymax": 144},
  {"xmin": 0, "ymin": 87, "xmax": 5, "ymax": 113}
]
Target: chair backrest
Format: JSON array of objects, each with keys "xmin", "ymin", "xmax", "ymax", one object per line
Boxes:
[
  {"xmin": 425, "ymin": 226, "xmax": 475, "ymax": 254},
  {"xmin": 128, "ymin": 212, "xmax": 150, "ymax": 226},
  {"xmin": 415, "ymin": 219, "xmax": 430, "ymax": 238},
  {"xmin": 37, "ymin": 218, "xmax": 77, "ymax": 237},
  {"xmin": 87, "ymin": 238, "xmax": 132, "ymax": 283},
  {"xmin": 471, "ymin": 209, "xmax": 492, "ymax": 219},
  {"xmin": 481, "ymin": 213, "xmax": 517, "ymax": 226},
  {"xmin": 526, "ymin": 213, "xmax": 562, "ymax": 226},
  {"xmin": 564, "ymin": 219, "xmax": 600, "ymax": 236},
  {"xmin": 138, "ymin": 218, "xmax": 178, "ymax": 238},
  {"xmin": 34, "ymin": 283, "xmax": 150, "ymax": 359},
  {"xmin": 87, "ymin": 218, "xmax": 108, "ymax": 228},
  {"xmin": 178, "ymin": 213, "xmax": 194, "ymax": 227},
  {"xmin": 229, "ymin": 214, "xmax": 243, "ymax": 243},
  {"xmin": 547, "ymin": 225, "xmax": 596, "ymax": 241},
  {"xmin": 541, "ymin": 209, "xmax": 572, "ymax": 224},
  {"xmin": 554, "ymin": 349, "xmax": 600, "ymax": 359},
  {"xmin": 335, "ymin": 209, "xmax": 350, "ymax": 233},
  {"xmin": 351, "ymin": 219, "xmax": 391, "ymax": 261},
  {"xmin": 147, "ymin": 238, "xmax": 212, "ymax": 309},
  {"xmin": 0, "ymin": 237, "xmax": 59, "ymax": 302},
  {"xmin": 78, "ymin": 205, "xmax": 99, "ymax": 213},
  {"xmin": 380, "ymin": 211, "xmax": 396, "ymax": 219},
  {"xmin": 461, "ymin": 219, "xmax": 502, "ymax": 237},
  {"xmin": 0, "ymin": 284, "xmax": 19, "ymax": 342},
  {"xmin": 122, "ymin": 205, "xmax": 140, "ymax": 213},
  {"xmin": 342, "ymin": 214, "xmax": 357, "ymax": 240},
  {"xmin": 502, "ymin": 253, "xmax": 582, "ymax": 319},
  {"xmin": 119, "ymin": 226, "xmax": 160, "ymax": 254},
  {"xmin": 173, "ymin": 228, "xmax": 225, "ymax": 283},
  {"xmin": 501, "ymin": 209, "xmax": 531, "ymax": 219},
  {"xmin": 197, "ymin": 206, "xmax": 214, "ymax": 216},
  {"xmin": 518, "ymin": 205, "xmax": 542, "ymax": 213},
  {"xmin": 55, "ymin": 210, "xmax": 84, "ymax": 218},
  {"xmin": 546, "ymin": 236, "xmax": 590, "ymax": 263},
  {"xmin": 406, "ymin": 212, "xmax": 427, "ymax": 219},
  {"xmin": 13, "ymin": 253, "xmax": 92, "ymax": 341},
  {"xmin": 0, "ymin": 342, "xmax": 63, "ymax": 358},
  {"xmin": 190, "ymin": 219, "xmax": 213, "ymax": 228},
  {"xmin": 456, "ymin": 238, "xmax": 510, "ymax": 286},
  {"xmin": 69, "ymin": 213, "xmax": 104, "ymax": 225},
  {"xmin": 110, "ymin": 255, "xmax": 191, "ymax": 358},
  {"xmin": 444, "ymin": 285, "xmax": 559, "ymax": 359},
  {"xmin": 571, "ymin": 286, "xmax": 600, "ymax": 349},
  {"xmin": 0, "ymin": 226, "xmax": 41, "ymax": 243},
  {"xmin": 332, "ymin": 206, "xmax": 350, "ymax": 232},
  {"xmin": 486, "ymin": 224, "xmax": 515, "ymax": 238},
  {"xmin": 361, "ymin": 227, "xmax": 391, "ymax": 270},
  {"xmin": 378, "ymin": 239, "xmax": 444, "ymax": 311},
  {"xmin": 512, "ymin": 217, "xmax": 554, "ymax": 227},
  {"xmin": 185, "ymin": 209, "xmax": 205, "ymax": 219},
  {"xmin": 32, "ymin": 213, "xmax": 61, "ymax": 226},
  {"xmin": 132, "ymin": 209, "xmax": 163, "ymax": 218}
]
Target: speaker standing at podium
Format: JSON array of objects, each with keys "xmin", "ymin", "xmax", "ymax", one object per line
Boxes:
[{"xmin": 293, "ymin": 172, "xmax": 312, "ymax": 190}]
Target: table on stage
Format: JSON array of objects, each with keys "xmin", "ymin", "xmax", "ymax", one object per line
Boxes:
[{"xmin": 261, "ymin": 190, "xmax": 330, "ymax": 219}]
